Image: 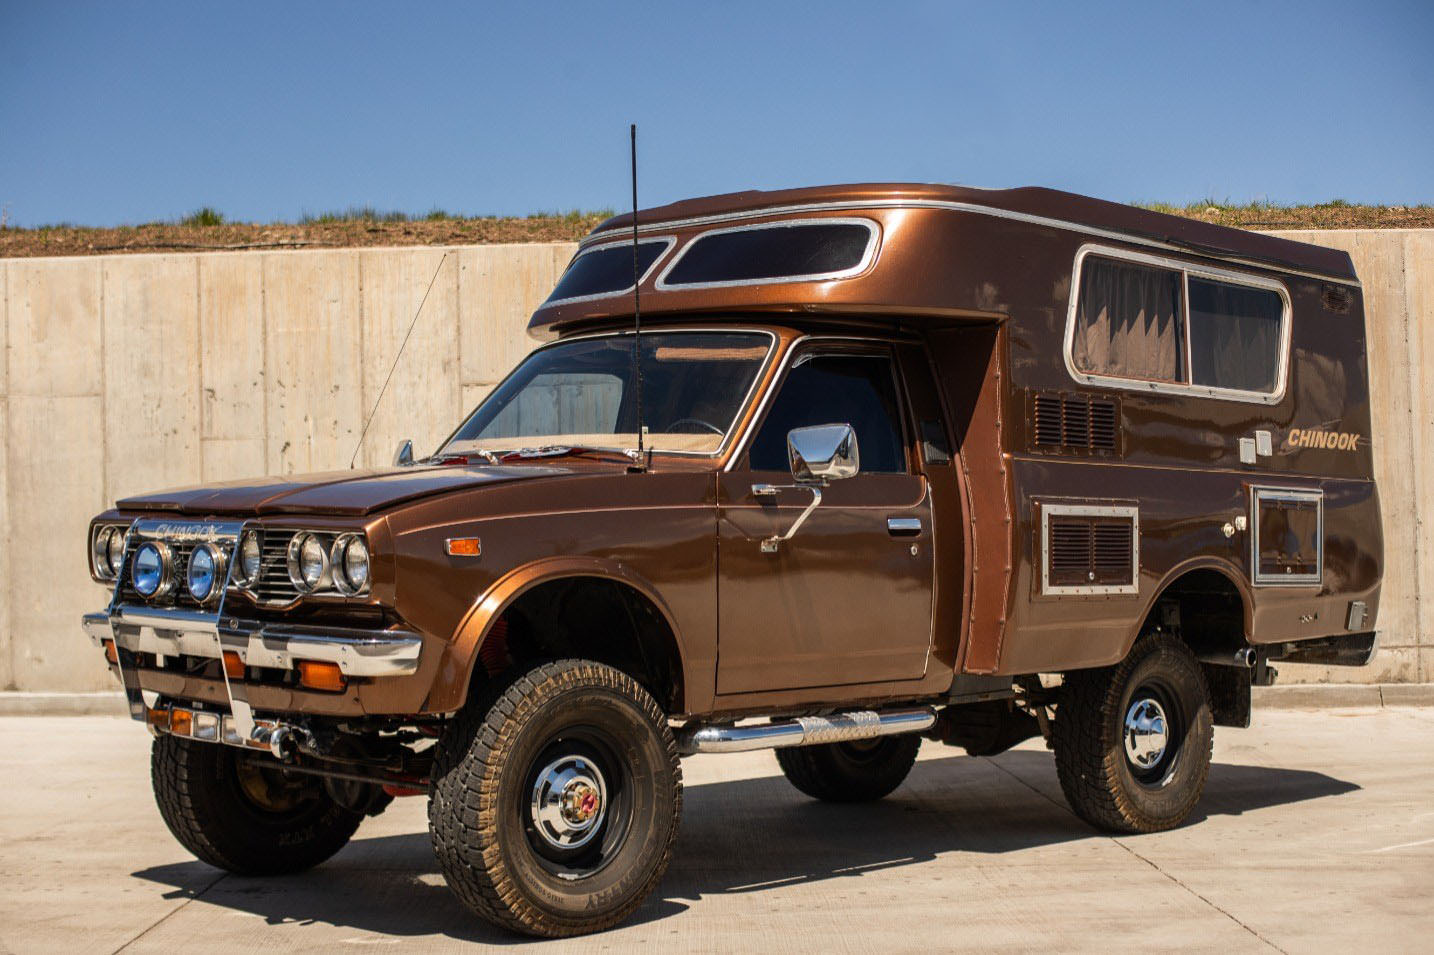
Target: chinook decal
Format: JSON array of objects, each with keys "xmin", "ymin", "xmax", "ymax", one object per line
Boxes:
[{"xmin": 1284, "ymin": 427, "xmax": 1362, "ymax": 451}]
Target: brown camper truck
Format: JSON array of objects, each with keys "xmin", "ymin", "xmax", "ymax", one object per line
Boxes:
[{"xmin": 84, "ymin": 183, "xmax": 1381, "ymax": 937}]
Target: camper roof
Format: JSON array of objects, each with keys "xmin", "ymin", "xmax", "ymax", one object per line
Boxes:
[{"xmin": 591, "ymin": 183, "xmax": 1356, "ymax": 284}]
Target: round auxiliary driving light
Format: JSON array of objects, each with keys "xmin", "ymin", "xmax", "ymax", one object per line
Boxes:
[
  {"xmin": 331, "ymin": 534, "xmax": 370, "ymax": 595},
  {"xmin": 185, "ymin": 543, "xmax": 226, "ymax": 604},
  {"xmin": 131, "ymin": 541, "xmax": 174, "ymax": 598},
  {"xmin": 287, "ymin": 533, "xmax": 330, "ymax": 593},
  {"xmin": 234, "ymin": 530, "xmax": 262, "ymax": 589}
]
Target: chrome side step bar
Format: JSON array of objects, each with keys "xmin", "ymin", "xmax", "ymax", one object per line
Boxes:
[{"xmin": 677, "ymin": 707, "xmax": 937, "ymax": 755}]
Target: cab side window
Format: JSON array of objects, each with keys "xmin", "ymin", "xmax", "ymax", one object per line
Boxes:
[{"xmin": 748, "ymin": 352, "xmax": 907, "ymax": 473}]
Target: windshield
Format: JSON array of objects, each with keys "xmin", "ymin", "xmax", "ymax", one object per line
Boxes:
[{"xmin": 443, "ymin": 331, "xmax": 773, "ymax": 456}]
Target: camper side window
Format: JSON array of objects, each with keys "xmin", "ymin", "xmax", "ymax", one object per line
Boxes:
[
  {"xmin": 1067, "ymin": 247, "xmax": 1290, "ymax": 402},
  {"xmin": 1071, "ymin": 257, "xmax": 1185, "ymax": 383},
  {"xmin": 1187, "ymin": 278, "xmax": 1284, "ymax": 393}
]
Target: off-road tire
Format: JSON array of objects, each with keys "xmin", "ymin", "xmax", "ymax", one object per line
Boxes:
[
  {"xmin": 428, "ymin": 659, "xmax": 683, "ymax": 938},
  {"xmin": 1052, "ymin": 634, "xmax": 1214, "ymax": 833},
  {"xmin": 151, "ymin": 734, "xmax": 364, "ymax": 875},
  {"xmin": 776, "ymin": 734, "xmax": 922, "ymax": 802}
]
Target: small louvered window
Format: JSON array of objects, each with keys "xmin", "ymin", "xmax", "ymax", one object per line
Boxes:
[
  {"xmin": 1041, "ymin": 504, "xmax": 1138, "ymax": 595},
  {"xmin": 1033, "ymin": 393, "xmax": 1119, "ymax": 453}
]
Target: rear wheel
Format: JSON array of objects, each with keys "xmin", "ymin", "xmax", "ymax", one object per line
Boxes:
[
  {"xmin": 776, "ymin": 734, "xmax": 921, "ymax": 802},
  {"xmin": 151, "ymin": 735, "xmax": 363, "ymax": 875},
  {"xmin": 1052, "ymin": 634, "xmax": 1214, "ymax": 833},
  {"xmin": 428, "ymin": 659, "xmax": 682, "ymax": 938}
]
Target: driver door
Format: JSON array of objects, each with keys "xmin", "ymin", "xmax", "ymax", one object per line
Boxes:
[{"xmin": 715, "ymin": 345, "xmax": 935, "ymax": 695}]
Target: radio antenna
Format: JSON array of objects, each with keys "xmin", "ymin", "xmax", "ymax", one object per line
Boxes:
[
  {"xmin": 629, "ymin": 123, "xmax": 647, "ymax": 467},
  {"xmin": 349, "ymin": 250, "xmax": 450, "ymax": 468}
]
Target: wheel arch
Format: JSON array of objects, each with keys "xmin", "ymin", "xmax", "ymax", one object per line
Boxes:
[
  {"xmin": 429, "ymin": 556, "xmax": 690, "ymax": 715},
  {"xmin": 1121, "ymin": 557, "xmax": 1254, "ymax": 659}
]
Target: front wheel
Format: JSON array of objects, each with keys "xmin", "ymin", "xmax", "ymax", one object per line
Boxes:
[
  {"xmin": 1052, "ymin": 634, "xmax": 1214, "ymax": 833},
  {"xmin": 428, "ymin": 660, "xmax": 683, "ymax": 938}
]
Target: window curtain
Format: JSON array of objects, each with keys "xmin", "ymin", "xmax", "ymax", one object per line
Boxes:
[
  {"xmin": 1188, "ymin": 279, "xmax": 1282, "ymax": 393},
  {"xmin": 1072, "ymin": 257, "xmax": 1184, "ymax": 382}
]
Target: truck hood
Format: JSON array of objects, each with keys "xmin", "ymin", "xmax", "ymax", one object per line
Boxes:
[{"xmin": 115, "ymin": 463, "xmax": 573, "ymax": 517}]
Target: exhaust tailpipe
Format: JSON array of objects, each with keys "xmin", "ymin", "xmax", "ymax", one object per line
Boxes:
[
  {"xmin": 1197, "ymin": 648, "xmax": 1257, "ymax": 668},
  {"xmin": 677, "ymin": 707, "xmax": 936, "ymax": 755}
]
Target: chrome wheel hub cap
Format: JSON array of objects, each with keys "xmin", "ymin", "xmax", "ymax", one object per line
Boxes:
[
  {"xmin": 1123, "ymin": 697, "xmax": 1169, "ymax": 769},
  {"xmin": 530, "ymin": 755, "xmax": 607, "ymax": 851}
]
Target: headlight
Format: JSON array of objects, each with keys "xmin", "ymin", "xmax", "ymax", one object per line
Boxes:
[
  {"xmin": 287, "ymin": 532, "xmax": 330, "ymax": 593},
  {"xmin": 92, "ymin": 527, "xmax": 116, "ymax": 578},
  {"xmin": 91, "ymin": 524, "xmax": 129, "ymax": 580},
  {"xmin": 234, "ymin": 530, "xmax": 262, "ymax": 588},
  {"xmin": 185, "ymin": 543, "xmax": 225, "ymax": 604},
  {"xmin": 131, "ymin": 541, "xmax": 174, "ymax": 598},
  {"xmin": 107, "ymin": 528, "xmax": 126, "ymax": 577},
  {"xmin": 332, "ymin": 534, "xmax": 370, "ymax": 595}
]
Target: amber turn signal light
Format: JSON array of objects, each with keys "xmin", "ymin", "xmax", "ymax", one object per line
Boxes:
[
  {"xmin": 445, "ymin": 537, "xmax": 481, "ymax": 557},
  {"xmin": 298, "ymin": 660, "xmax": 347, "ymax": 692},
  {"xmin": 222, "ymin": 651, "xmax": 245, "ymax": 680},
  {"xmin": 104, "ymin": 640, "xmax": 118, "ymax": 665},
  {"xmin": 169, "ymin": 708, "xmax": 193, "ymax": 736}
]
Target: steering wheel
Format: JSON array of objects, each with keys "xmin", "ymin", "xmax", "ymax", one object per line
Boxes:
[{"xmin": 665, "ymin": 417, "xmax": 724, "ymax": 435}]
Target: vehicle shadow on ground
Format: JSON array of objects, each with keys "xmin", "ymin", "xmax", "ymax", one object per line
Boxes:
[{"xmin": 129, "ymin": 751, "xmax": 1357, "ymax": 943}]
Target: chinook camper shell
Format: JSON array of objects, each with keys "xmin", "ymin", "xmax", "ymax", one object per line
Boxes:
[{"xmin": 531, "ymin": 182, "xmax": 1382, "ymax": 693}]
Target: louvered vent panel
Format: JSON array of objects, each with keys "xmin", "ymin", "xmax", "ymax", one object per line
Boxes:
[
  {"xmin": 1044, "ymin": 510, "xmax": 1137, "ymax": 592},
  {"xmin": 1032, "ymin": 393, "xmax": 1119, "ymax": 453},
  {"xmin": 1321, "ymin": 285, "xmax": 1352, "ymax": 314},
  {"xmin": 1048, "ymin": 519, "xmax": 1094, "ymax": 586},
  {"xmin": 1091, "ymin": 522, "xmax": 1135, "ymax": 583}
]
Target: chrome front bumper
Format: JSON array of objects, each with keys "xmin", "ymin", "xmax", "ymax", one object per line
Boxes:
[
  {"xmin": 84, "ymin": 605, "xmax": 423, "ymax": 745},
  {"xmin": 82, "ymin": 607, "xmax": 423, "ymax": 678}
]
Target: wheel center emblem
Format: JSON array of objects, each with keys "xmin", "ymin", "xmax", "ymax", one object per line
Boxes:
[{"xmin": 562, "ymin": 781, "xmax": 601, "ymax": 823}]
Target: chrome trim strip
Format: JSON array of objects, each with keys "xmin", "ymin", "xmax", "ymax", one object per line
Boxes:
[
  {"xmin": 1039, "ymin": 502, "xmax": 1140, "ymax": 596},
  {"xmin": 87, "ymin": 608, "xmax": 424, "ymax": 677},
  {"xmin": 652, "ymin": 217, "xmax": 880, "ymax": 292},
  {"xmin": 541, "ymin": 235, "xmax": 677, "ymax": 307},
  {"xmin": 1060, "ymin": 243, "xmax": 1294, "ymax": 406},
  {"xmin": 1250, "ymin": 486, "xmax": 1324, "ymax": 587},
  {"xmin": 578, "ymin": 198, "xmax": 1360, "ymax": 288}
]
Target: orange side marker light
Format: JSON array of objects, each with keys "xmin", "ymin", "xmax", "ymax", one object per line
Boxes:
[
  {"xmin": 298, "ymin": 660, "xmax": 347, "ymax": 692},
  {"xmin": 104, "ymin": 640, "xmax": 118, "ymax": 665},
  {"xmin": 445, "ymin": 537, "xmax": 481, "ymax": 557},
  {"xmin": 222, "ymin": 651, "xmax": 245, "ymax": 680}
]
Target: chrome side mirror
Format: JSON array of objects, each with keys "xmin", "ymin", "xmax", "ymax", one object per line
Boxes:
[
  {"xmin": 393, "ymin": 439, "xmax": 414, "ymax": 467},
  {"xmin": 787, "ymin": 423, "xmax": 859, "ymax": 484},
  {"xmin": 750, "ymin": 423, "xmax": 860, "ymax": 554}
]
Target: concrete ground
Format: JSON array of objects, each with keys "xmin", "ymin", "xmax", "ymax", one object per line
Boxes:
[{"xmin": 2, "ymin": 709, "xmax": 1431, "ymax": 954}]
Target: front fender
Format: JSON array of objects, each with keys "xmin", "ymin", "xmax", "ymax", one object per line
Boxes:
[{"xmin": 425, "ymin": 555, "xmax": 688, "ymax": 714}]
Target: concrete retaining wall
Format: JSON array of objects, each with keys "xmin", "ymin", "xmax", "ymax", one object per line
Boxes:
[{"xmin": 1, "ymin": 230, "xmax": 1428, "ymax": 692}]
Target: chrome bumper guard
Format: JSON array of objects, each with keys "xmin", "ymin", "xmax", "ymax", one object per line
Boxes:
[
  {"xmin": 83, "ymin": 607, "xmax": 423, "ymax": 677},
  {"xmin": 84, "ymin": 605, "xmax": 422, "ymax": 750}
]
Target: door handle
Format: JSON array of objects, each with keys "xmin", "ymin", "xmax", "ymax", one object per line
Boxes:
[{"xmin": 887, "ymin": 517, "xmax": 922, "ymax": 537}]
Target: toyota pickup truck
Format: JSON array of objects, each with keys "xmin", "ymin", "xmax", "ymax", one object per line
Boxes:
[{"xmin": 85, "ymin": 183, "xmax": 1381, "ymax": 937}]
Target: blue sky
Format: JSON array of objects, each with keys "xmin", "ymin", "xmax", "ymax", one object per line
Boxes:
[{"xmin": 2, "ymin": 1, "xmax": 1431, "ymax": 227}]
